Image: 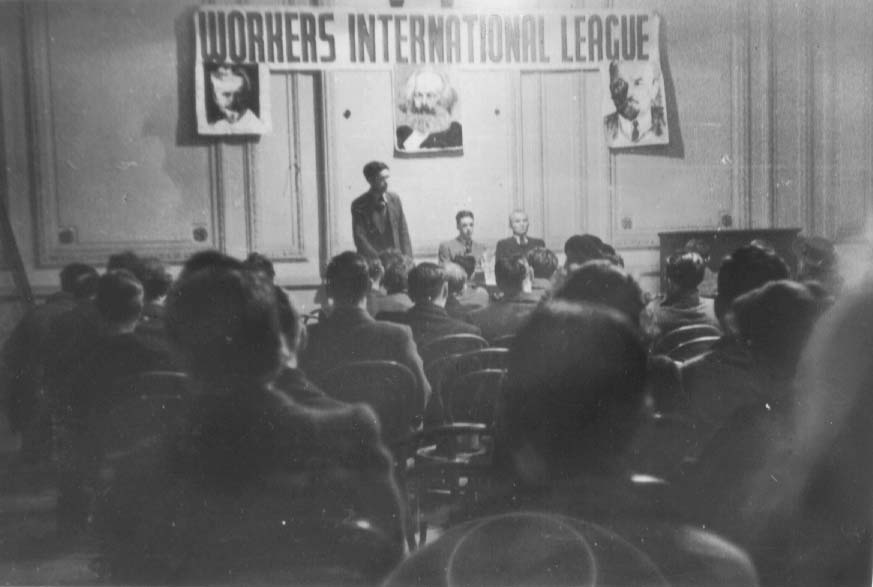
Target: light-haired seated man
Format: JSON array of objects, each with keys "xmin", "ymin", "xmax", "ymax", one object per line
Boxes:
[{"xmin": 495, "ymin": 210, "xmax": 545, "ymax": 261}]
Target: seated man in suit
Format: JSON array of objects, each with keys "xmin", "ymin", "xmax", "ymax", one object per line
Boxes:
[
  {"xmin": 443, "ymin": 260, "xmax": 489, "ymax": 320},
  {"xmin": 58, "ymin": 270, "xmax": 181, "ymax": 534},
  {"xmin": 495, "ymin": 210, "xmax": 545, "ymax": 261},
  {"xmin": 468, "ymin": 255, "xmax": 540, "ymax": 342},
  {"xmin": 681, "ymin": 244, "xmax": 790, "ymax": 446},
  {"xmin": 98, "ymin": 254, "xmax": 405, "ymax": 583},
  {"xmin": 526, "ymin": 246, "xmax": 558, "ymax": 300},
  {"xmin": 390, "ymin": 263, "xmax": 481, "ymax": 350},
  {"xmin": 642, "ymin": 251, "xmax": 719, "ymax": 341},
  {"xmin": 302, "ymin": 251, "xmax": 431, "ymax": 414},
  {"xmin": 438, "ymin": 210, "xmax": 487, "ymax": 267},
  {"xmin": 1, "ymin": 262, "xmax": 98, "ymax": 464}
]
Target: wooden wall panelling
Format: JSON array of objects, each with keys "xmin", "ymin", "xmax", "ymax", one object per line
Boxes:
[
  {"xmin": 25, "ymin": 1, "xmax": 219, "ymax": 266},
  {"xmin": 748, "ymin": 0, "xmax": 775, "ymax": 228}
]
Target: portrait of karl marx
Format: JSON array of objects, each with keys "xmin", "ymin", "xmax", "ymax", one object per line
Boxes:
[
  {"xmin": 395, "ymin": 68, "xmax": 463, "ymax": 153},
  {"xmin": 604, "ymin": 59, "xmax": 668, "ymax": 148}
]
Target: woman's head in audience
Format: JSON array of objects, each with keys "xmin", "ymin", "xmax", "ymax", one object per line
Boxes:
[
  {"xmin": 563, "ymin": 234, "xmax": 606, "ymax": 271},
  {"xmin": 178, "ymin": 249, "xmax": 245, "ymax": 280},
  {"xmin": 379, "ymin": 249, "xmax": 415, "ymax": 295},
  {"xmin": 407, "ymin": 262, "xmax": 448, "ymax": 306},
  {"xmin": 59, "ymin": 262, "xmax": 99, "ymax": 299},
  {"xmin": 497, "ymin": 301, "xmax": 648, "ymax": 483},
  {"xmin": 665, "ymin": 251, "xmax": 706, "ymax": 296},
  {"xmin": 95, "ymin": 270, "xmax": 144, "ymax": 332},
  {"xmin": 553, "ymin": 260, "xmax": 645, "ymax": 329},
  {"xmin": 325, "ymin": 251, "xmax": 371, "ymax": 306},
  {"xmin": 108, "ymin": 251, "xmax": 171, "ymax": 303},
  {"xmin": 714, "ymin": 244, "xmax": 789, "ymax": 324},
  {"xmin": 730, "ymin": 280, "xmax": 829, "ymax": 383},
  {"xmin": 166, "ymin": 254, "xmax": 282, "ymax": 384}
]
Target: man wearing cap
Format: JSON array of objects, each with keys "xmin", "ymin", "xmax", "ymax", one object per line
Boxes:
[{"xmin": 351, "ymin": 161, "xmax": 413, "ymax": 258}]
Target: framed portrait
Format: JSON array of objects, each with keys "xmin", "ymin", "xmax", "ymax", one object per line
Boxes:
[
  {"xmin": 196, "ymin": 63, "xmax": 272, "ymax": 136},
  {"xmin": 602, "ymin": 59, "xmax": 669, "ymax": 149},
  {"xmin": 393, "ymin": 66, "xmax": 463, "ymax": 158}
]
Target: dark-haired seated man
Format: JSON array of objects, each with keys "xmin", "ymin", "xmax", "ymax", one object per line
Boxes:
[
  {"xmin": 680, "ymin": 280, "xmax": 828, "ymax": 585},
  {"xmin": 390, "ymin": 263, "xmax": 481, "ymax": 348},
  {"xmin": 467, "ymin": 255, "xmax": 540, "ymax": 343},
  {"xmin": 681, "ymin": 244, "xmax": 790, "ymax": 443},
  {"xmin": 97, "ymin": 255, "xmax": 405, "ymax": 583},
  {"xmin": 1, "ymin": 262, "xmax": 99, "ymax": 464},
  {"xmin": 371, "ymin": 249, "xmax": 414, "ymax": 318},
  {"xmin": 107, "ymin": 252, "xmax": 174, "ymax": 347},
  {"xmin": 642, "ymin": 251, "xmax": 719, "ymax": 340},
  {"xmin": 526, "ymin": 246, "xmax": 558, "ymax": 300},
  {"xmin": 385, "ymin": 302, "xmax": 757, "ymax": 587},
  {"xmin": 302, "ymin": 251, "xmax": 430, "ymax": 415},
  {"xmin": 443, "ymin": 257, "xmax": 489, "ymax": 319},
  {"xmin": 58, "ymin": 270, "xmax": 180, "ymax": 533}
]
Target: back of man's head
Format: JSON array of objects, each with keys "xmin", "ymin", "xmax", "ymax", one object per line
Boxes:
[
  {"xmin": 495, "ymin": 255, "xmax": 528, "ymax": 295},
  {"xmin": 564, "ymin": 234, "xmax": 606, "ymax": 268},
  {"xmin": 731, "ymin": 280, "xmax": 828, "ymax": 378},
  {"xmin": 715, "ymin": 244, "xmax": 790, "ymax": 321},
  {"xmin": 443, "ymin": 262, "xmax": 467, "ymax": 297},
  {"xmin": 60, "ymin": 263, "xmax": 99, "ymax": 299},
  {"xmin": 362, "ymin": 160, "xmax": 388, "ymax": 181},
  {"xmin": 408, "ymin": 263, "xmax": 446, "ymax": 304},
  {"xmin": 666, "ymin": 251, "xmax": 706, "ymax": 292},
  {"xmin": 554, "ymin": 260, "xmax": 644, "ymax": 328},
  {"xmin": 166, "ymin": 262, "xmax": 281, "ymax": 381},
  {"xmin": 379, "ymin": 250, "xmax": 414, "ymax": 295},
  {"xmin": 498, "ymin": 301, "xmax": 647, "ymax": 479},
  {"xmin": 180, "ymin": 250, "xmax": 245, "ymax": 281},
  {"xmin": 527, "ymin": 247, "xmax": 558, "ymax": 280},
  {"xmin": 96, "ymin": 270, "xmax": 144, "ymax": 326},
  {"xmin": 244, "ymin": 252, "xmax": 276, "ymax": 281},
  {"xmin": 326, "ymin": 251, "xmax": 371, "ymax": 305}
]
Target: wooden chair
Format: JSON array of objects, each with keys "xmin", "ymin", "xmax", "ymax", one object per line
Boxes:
[
  {"xmin": 425, "ymin": 349, "xmax": 510, "ymax": 424},
  {"xmin": 399, "ymin": 423, "xmax": 496, "ymax": 546},
  {"xmin": 444, "ymin": 369, "xmax": 506, "ymax": 425},
  {"xmin": 419, "ymin": 333, "xmax": 488, "ymax": 369},
  {"xmin": 489, "ymin": 334, "xmax": 516, "ymax": 349},
  {"xmin": 653, "ymin": 324, "xmax": 722, "ymax": 355},
  {"xmin": 320, "ymin": 360, "xmax": 419, "ymax": 444},
  {"xmin": 666, "ymin": 336, "xmax": 721, "ymax": 363}
]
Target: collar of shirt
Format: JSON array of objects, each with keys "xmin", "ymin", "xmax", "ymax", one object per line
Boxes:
[
  {"xmin": 514, "ymin": 235, "xmax": 528, "ymax": 246},
  {"xmin": 618, "ymin": 108, "xmax": 653, "ymax": 141}
]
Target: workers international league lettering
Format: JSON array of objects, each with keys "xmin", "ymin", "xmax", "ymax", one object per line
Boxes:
[{"xmin": 193, "ymin": 7, "xmax": 666, "ymax": 147}]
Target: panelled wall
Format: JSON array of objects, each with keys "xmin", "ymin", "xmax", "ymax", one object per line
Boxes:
[{"xmin": 1, "ymin": 0, "xmax": 872, "ymax": 337}]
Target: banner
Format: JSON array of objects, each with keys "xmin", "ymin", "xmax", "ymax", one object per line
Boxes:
[
  {"xmin": 194, "ymin": 7, "xmax": 658, "ymax": 71},
  {"xmin": 194, "ymin": 6, "xmax": 667, "ymax": 148}
]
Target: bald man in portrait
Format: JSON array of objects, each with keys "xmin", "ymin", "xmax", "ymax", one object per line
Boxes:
[{"xmin": 495, "ymin": 210, "xmax": 545, "ymax": 261}]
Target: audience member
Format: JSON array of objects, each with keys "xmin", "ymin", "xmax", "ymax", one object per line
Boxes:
[
  {"xmin": 243, "ymin": 251, "xmax": 276, "ymax": 283},
  {"xmin": 680, "ymin": 244, "xmax": 790, "ymax": 440},
  {"xmin": 371, "ymin": 249, "xmax": 414, "ymax": 317},
  {"xmin": 642, "ymin": 251, "xmax": 719, "ymax": 340},
  {"xmin": 364, "ymin": 255, "xmax": 387, "ymax": 317},
  {"xmin": 795, "ymin": 236, "xmax": 843, "ymax": 297},
  {"xmin": 551, "ymin": 233, "xmax": 615, "ymax": 291},
  {"xmin": 390, "ymin": 262, "xmax": 481, "ymax": 348},
  {"xmin": 386, "ymin": 302, "xmax": 757, "ymax": 586},
  {"xmin": 443, "ymin": 257, "xmax": 489, "ymax": 317},
  {"xmin": 553, "ymin": 260, "xmax": 645, "ymax": 328},
  {"xmin": 679, "ymin": 280, "xmax": 829, "ymax": 585},
  {"xmin": 98, "ymin": 255, "xmax": 405, "ymax": 583},
  {"xmin": 526, "ymin": 246, "xmax": 558, "ymax": 299},
  {"xmin": 495, "ymin": 210, "xmax": 545, "ymax": 261},
  {"xmin": 106, "ymin": 251, "xmax": 173, "ymax": 344},
  {"xmin": 0, "ymin": 262, "xmax": 98, "ymax": 463},
  {"xmin": 301, "ymin": 251, "xmax": 430, "ymax": 413},
  {"xmin": 467, "ymin": 255, "xmax": 539, "ymax": 342},
  {"xmin": 58, "ymin": 270, "xmax": 180, "ymax": 534},
  {"xmin": 272, "ymin": 286, "xmax": 343, "ymax": 410}
]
